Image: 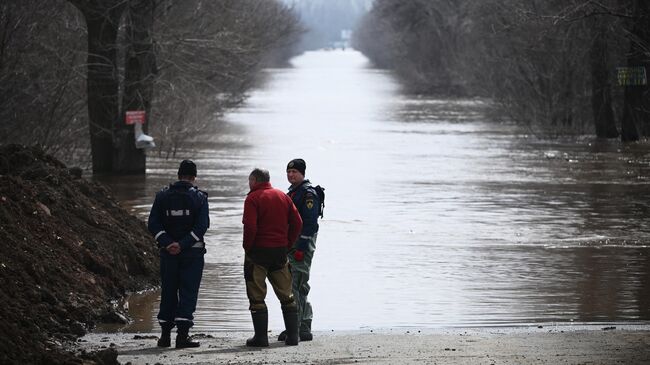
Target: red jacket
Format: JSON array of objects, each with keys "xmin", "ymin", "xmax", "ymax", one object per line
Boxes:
[{"xmin": 242, "ymin": 182, "xmax": 303, "ymax": 251}]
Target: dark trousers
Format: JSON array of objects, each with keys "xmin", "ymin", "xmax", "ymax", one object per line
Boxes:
[
  {"xmin": 244, "ymin": 247, "xmax": 296, "ymax": 312},
  {"xmin": 158, "ymin": 250, "xmax": 205, "ymax": 327}
]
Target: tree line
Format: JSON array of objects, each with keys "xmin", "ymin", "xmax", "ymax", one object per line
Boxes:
[
  {"xmin": 353, "ymin": 0, "xmax": 650, "ymax": 140},
  {"xmin": 281, "ymin": 0, "xmax": 372, "ymax": 50},
  {"xmin": 0, "ymin": 0, "xmax": 302, "ymax": 173}
]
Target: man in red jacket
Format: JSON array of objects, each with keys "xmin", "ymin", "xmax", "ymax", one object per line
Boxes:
[{"xmin": 242, "ymin": 168, "xmax": 303, "ymax": 347}]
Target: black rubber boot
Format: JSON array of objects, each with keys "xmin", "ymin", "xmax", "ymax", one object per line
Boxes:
[
  {"xmin": 277, "ymin": 330, "xmax": 287, "ymax": 341},
  {"xmin": 282, "ymin": 309, "xmax": 299, "ymax": 346},
  {"xmin": 157, "ymin": 322, "xmax": 175, "ymax": 347},
  {"xmin": 175, "ymin": 322, "xmax": 200, "ymax": 348},
  {"xmin": 246, "ymin": 310, "xmax": 269, "ymax": 347},
  {"xmin": 299, "ymin": 319, "xmax": 313, "ymax": 341},
  {"xmin": 280, "ymin": 320, "xmax": 313, "ymax": 341}
]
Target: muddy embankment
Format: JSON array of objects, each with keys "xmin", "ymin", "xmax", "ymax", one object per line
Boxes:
[{"xmin": 0, "ymin": 145, "xmax": 159, "ymax": 364}]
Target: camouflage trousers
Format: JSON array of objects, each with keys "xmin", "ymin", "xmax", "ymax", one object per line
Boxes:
[{"xmin": 288, "ymin": 233, "xmax": 317, "ymax": 333}]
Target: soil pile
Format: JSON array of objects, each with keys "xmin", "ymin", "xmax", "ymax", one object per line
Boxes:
[{"xmin": 0, "ymin": 144, "xmax": 159, "ymax": 364}]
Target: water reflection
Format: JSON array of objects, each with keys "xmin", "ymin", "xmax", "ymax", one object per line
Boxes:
[{"xmin": 99, "ymin": 50, "xmax": 650, "ymax": 332}]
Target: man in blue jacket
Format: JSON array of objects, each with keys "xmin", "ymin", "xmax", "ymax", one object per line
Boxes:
[
  {"xmin": 279, "ymin": 158, "xmax": 320, "ymax": 342},
  {"xmin": 148, "ymin": 160, "xmax": 209, "ymax": 348}
]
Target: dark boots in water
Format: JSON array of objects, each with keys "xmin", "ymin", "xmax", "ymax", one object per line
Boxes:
[
  {"xmin": 282, "ymin": 309, "xmax": 299, "ymax": 346},
  {"xmin": 175, "ymin": 321, "xmax": 200, "ymax": 348},
  {"xmin": 246, "ymin": 310, "xmax": 269, "ymax": 347},
  {"xmin": 157, "ymin": 321, "xmax": 175, "ymax": 347}
]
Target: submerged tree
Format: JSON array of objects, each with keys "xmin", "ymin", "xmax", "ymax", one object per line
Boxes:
[
  {"xmin": 1, "ymin": 0, "xmax": 302, "ymax": 172},
  {"xmin": 115, "ymin": 0, "xmax": 156, "ymax": 174},
  {"xmin": 589, "ymin": 15, "xmax": 619, "ymax": 138},
  {"xmin": 353, "ymin": 0, "xmax": 470, "ymax": 95},
  {"xmin": 621, "ymin": 0, "xmax": 650, "ymax": 141},
  {"xmin": 67, "ymin": 0, "xmax": 126, "ymax": 173},
  {"xmin": 354, "ymin": 0, "xmax": 645, "ymax": 140}
]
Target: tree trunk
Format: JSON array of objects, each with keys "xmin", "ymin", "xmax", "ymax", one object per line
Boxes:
[
  {"xmin": 589, "ymin": 16, "xmax": 619, "ymax": 138},
  {"xmin": 69, "ymin": 1, "xmax": 126, "ymax": 173},
  {"xmin": 621, "ymin": 0, "xmax": 650, "ymax": 142},
  {"xmin": 114, "ymin": 0, "xmax": 156, "ymax": 174}
]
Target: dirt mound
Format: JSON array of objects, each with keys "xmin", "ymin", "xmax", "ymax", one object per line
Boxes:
[{"xmin": 0, "ymin": 145, "xmax": 159, "ymax": 364}]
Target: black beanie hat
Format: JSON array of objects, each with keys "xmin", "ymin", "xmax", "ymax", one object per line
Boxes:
[
  {"xmin": 287, "ymin": 158, "xmax": 306, "ymax": 176},
  {"xmin": 178, "ymin": 160, "xmax": 197, "ymax": 177}
]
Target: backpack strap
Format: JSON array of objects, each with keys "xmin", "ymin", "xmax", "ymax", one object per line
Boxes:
[{"xmin": 299, "ymin": 183, "xmax": 323, "ymax": 218}]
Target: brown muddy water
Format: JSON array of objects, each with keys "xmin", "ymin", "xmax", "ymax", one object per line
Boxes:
[{"xmin": 97, "ymin": 50, "xmax": 650, "ymax": 333}]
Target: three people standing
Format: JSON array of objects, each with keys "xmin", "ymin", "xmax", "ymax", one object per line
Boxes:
[{"xmin": 147, "ymin": 159, "xmax": 321, "ymax": 348}]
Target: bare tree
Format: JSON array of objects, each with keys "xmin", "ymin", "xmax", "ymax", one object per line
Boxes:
[
  {"xmin": 589, "ymin": 14, "xmax": 619, "ymax": 138},
  {"xmin": 0, "ymin": 1, "xmax": 88, "ymax": 158},
  {"xmin": 621, "ymin": 0, "xmax": 650, "ymax": 141},
  {"xmin": 353, "ymin": 0, "xmax": 470, "ymax": 95},
  {"xmin": 354, "ymin": 0, "xmax": 639, "ymax": 139},
  {"xmin": 67, "ymin": 0, "xmax": 126, "ymax": 173},
  {"xmin": 149, "ymin": 0, "xmax": 303, "ymax": 157},
  {"xmin": 1, "ymin": 0, "xmax": 302, "ymax": 170},
  {"xmin": 115, "ymin": 0, "xmax": 156, "ymax": 173}
]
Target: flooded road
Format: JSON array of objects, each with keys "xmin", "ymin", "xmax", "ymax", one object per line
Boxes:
[{"xmin": 99, "ymin": 50, "xmax": 650, "ymax": 332}]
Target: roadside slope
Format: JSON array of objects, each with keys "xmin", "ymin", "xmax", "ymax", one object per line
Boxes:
[{"xmin": 0, "ymin": 145, "xmax": 159, "ymax": 364}]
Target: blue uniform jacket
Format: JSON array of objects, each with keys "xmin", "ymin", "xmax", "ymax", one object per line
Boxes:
[
  {"xmin": 288, "ymin": 179, "xmax": 319, "ymax": 251},
  {"xmin": 148, "ymin": 181, "xmax": 210, "ymax": 252}
]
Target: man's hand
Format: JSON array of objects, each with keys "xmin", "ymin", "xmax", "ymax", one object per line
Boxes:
[
  {"xmin": 293, "ymin": 249, "xmax": 304, "ymax": 261},
  {"xmin": 166, "ymin": 242, "xmax": 181, "ymax": 255}
]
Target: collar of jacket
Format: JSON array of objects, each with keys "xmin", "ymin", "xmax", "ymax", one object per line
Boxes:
[
  {"xmin": 172, "ymin": 180, "xmax": 194, "ymax": 189},
  {"xmin": 288, "ymin": 179, "xmax": 311, "ymax": 193},
  {"xmin": 249, "ymin": 182, "xmax": 272, "ymax": 194}
]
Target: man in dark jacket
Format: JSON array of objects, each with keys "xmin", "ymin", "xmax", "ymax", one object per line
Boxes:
[
  {"xmin": 242, "ymin": 168, "xmax": 303, "ymax": 346},
  {"xmin": 148, "ymin": 160, "xmax": 209, "ymax": 348},
  {"xmin": 280, "ymin": 158, "xmax": 320, "ymax": 342}
]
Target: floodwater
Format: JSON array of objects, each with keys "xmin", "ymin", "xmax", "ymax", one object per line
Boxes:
[{"xmin": 98, "ymin": 50, "xmax": 650, "ymax": 333}]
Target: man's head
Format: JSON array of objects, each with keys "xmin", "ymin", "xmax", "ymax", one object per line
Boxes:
[
  {"xmin": 178, "ymin": 160, "xmax": 197, "ymax": 181},
  {"xmin": 286, "ymin": 158, "xmax": 305, "ymax": 186},
  {"xmin": 249, "ymin": 168, "xmax": 270, "ymax": 190}
]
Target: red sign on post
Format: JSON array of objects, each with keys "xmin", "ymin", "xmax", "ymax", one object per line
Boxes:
[{"xmin": 125, "ymin": 110, "xmax": 146, "ymax": 125}]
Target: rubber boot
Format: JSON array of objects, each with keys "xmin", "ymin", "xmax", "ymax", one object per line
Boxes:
[
  {"xmin": 282, "ymin": 309, "xmax": 299, "ymax": 346},
  {"xmin": 279, "ymin": 319, "xmax": 312, "ymax": 341},
  {"xmin": 246, "ymin": 310, "xmax": 269, "ymax": 347},
  {"xmin": 277, "ymin": 330, "xmax": 287, "ymax": 341},
  {"xmin": 157, "ymin": 322, "xmax": 175, "ymax": 347},
  {"xmin": 299, "ymin": 319, "xmax": 313, "ymax": 341},
  {"xmin": 175, "ymin": 322, "xmax": 200, "ymax": 348}
]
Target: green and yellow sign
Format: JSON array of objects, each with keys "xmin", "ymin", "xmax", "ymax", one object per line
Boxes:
[{"xmin": 617, "ymin": 67, "xmax": 647, "ymax": 86}]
